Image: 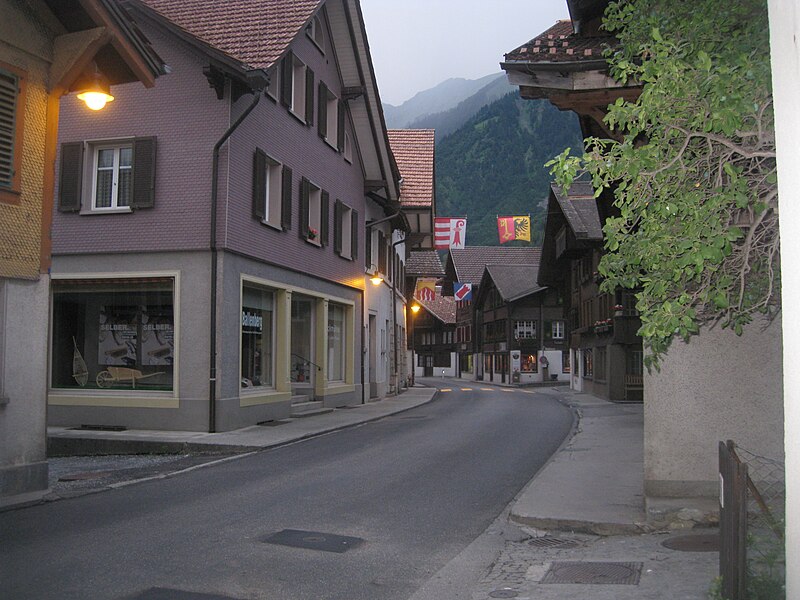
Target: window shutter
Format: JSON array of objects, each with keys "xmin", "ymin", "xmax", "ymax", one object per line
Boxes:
[
  {"xmin": 58, "ymin": 142, "xmax": 84, "ymax": 212},
  {"xmin": 281, "ymin": 165, "xmax": 292, "ymax": 230},
  {"xmin": 318, "ymin": 82, "xmax": 328, "ymax": 139},
  {"xmin": 321, "ymin": 189, "xmax": 329, "ymax": 246},
  {"xmin": 305, "ymin": 67, "xmax": 315, "ymax": 126},
  {"xmin": 299, "ymin": 177, "xmax": 309, "ymax": 239},
  {"xmin": 351, "ymin": 209, "xmax": 358, "ymax": 261},
  {"xmin": 333, "ymin": 199, "xmax": 342, "ymax": 255},
  {"xmin": 280, "ymin": 52, "xmax": 293, "ymax": 107},
  {"xmin": 366, "ymin": 228, "xmax": 372, "ymax": 269},
  {"xmin": 378, "ymin": 231, "xmax": 386, "ymax": 273},
  {"xmin": 337, "ymin": 100, "xmax": 346, "ymax": 151},
  {"xmin": 252, "ymin": 148, "xmax": 266, "ymax": 220},
  {"xmin": 131, "ymin": 136, "xmax": 157, "ymax": 209},
  {"xmin": 0, "ymin": 70, "xmax": 17, "ymax": 187}
]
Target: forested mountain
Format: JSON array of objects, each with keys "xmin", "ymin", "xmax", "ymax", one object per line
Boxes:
[
  {"xmin": 383, "ymin": 73, "xmax": 503, "ymax": 129},
  {"xmin": 406, "ymin": 75, "xmax": 515, "ymax": 141},
  {"xmin": 436, "ymin": 92, "xmax": 583, "ymax": 246}
]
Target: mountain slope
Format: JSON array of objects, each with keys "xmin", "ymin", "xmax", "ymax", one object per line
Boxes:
[
  {"xmin": 407, "ymin": 75, "xmax": 515, "ymax": 142},
  {"xmin": 383, "ymin": 73, "xmax": 503, "ymax": 129},
  {"xmin": 436, "ymin": 92, "xmax": 583, "ymax": 246}
]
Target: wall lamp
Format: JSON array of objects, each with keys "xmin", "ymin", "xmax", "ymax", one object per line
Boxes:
[
  {"xmin": 410, "ymin": 304, "xmax": 421, "ymax": 313},
  {"xmin": 369, "ymin": 265, "xmax": 383, "ymax": 285},
  {"xmin": 75, "ymin": 64, "xmax": 115, "ymax": 111}
]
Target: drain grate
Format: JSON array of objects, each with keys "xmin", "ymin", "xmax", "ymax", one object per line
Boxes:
[
  {"xmin": 662, "ymin": 533, "xmax": 719, "ymax": 552},
  {"xmin": 526, "ymin": 536, "xmax": 579, "ymax": 549},
  {"xmin": 540, "ymin": 561, "xmax": 642, "ymax": 585},
  {"xmin": 261, "ymin": 529, "xmax": 364, "ymax": 553}
]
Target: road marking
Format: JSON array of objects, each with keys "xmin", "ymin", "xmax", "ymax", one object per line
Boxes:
[
  {"xmin": 441, "ymin": 388, "xmax": 452, "ymax": 392},
  {"xmin": 481, "ymin": 388, "xmax": 492, "ymax": 391},
  {"xmin": 461, "ymin": 388, "xmax": 473, "ymax": 391},
  {"xmin": 501, "ymin": 389, "xmax": 514, "ymax": 392}
]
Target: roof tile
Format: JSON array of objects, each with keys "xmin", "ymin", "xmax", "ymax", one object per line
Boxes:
[
  {"xmin": 387, "ymin": 129, "xmax": 435, "ymax": 208},
  {"xmin": 504, "ymin": 20, "xmax": 615, "ymax": 65},
  {"xmin": 449, "ymin": 247, "xmax": 542, "ymax": 285}
]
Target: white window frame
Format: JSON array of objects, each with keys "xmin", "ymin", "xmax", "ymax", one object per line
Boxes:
[
  {"xmin": 91, "ymin": 143, "xmax": 133, "ymax": 212},
  {"xmin": 327, "ymin": 302, "xmax": 346, "ymax": 382},
  {"xmin": 514, "ymin": 320, "xmax": 537, "ymax": 339},
  {"xmin": 306, "ymin": 14, "xmax": 325, "ymax": 51},
  {"xmin": 325, "ymin": 91, "xmax": 338, "ymax": 149},
  {"xmin": 343, "ymin": 130, "xmax": 352, "ymax": 163},
  {"xmin": 340, "ymin": 202, "xmax": 353, "ymax": 259},
  {"xmin": 552, "ymin": 320, "xmax": 565, "ymax": 340}
]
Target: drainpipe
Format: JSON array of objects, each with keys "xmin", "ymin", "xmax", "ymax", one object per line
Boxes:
[{"xmin": 209, "ymin": 72, "xmax": 267, "ymax": 433}]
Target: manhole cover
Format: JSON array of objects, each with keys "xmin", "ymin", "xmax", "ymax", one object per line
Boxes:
[
  {"xmin": 540, "ymin": 561, "xmax": 642, "ymax": 585},
  {"xmin": 488, "ymin": 589, "xmax": 518, "ymax": 598},
  {"xmin": 261, "ymin": 529, "xmax": 364, "ymax": 553},
  {"xmin": 662, "ymin": 533, "xmax": 720, "ymax": 552},
  {"xmin": 58, "ymin": 471, "xmax": 111, "ymax": 481},
  {"xmin": 527, "ymin": 536, "xmax": 579, "ymax": 549}
]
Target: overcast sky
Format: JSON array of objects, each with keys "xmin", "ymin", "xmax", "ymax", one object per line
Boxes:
[{"xmin": 359, "ymin": 0, "xmax": 570, "ymax": 106}]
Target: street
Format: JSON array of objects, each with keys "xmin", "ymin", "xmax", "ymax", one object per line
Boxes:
[{"xmin": 0, "ymin": 385, "xmax": 573, "ymax": 600}]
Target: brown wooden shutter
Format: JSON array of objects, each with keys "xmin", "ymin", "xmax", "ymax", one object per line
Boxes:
[
  {"xmin": 378, "ymin": 231, "xmax": 386, "ymax": 273},
  {"xmin": 281, "ymin": 52, "xmax": 293, "ymax": 107},
  {"xmin": 252, "ymin": 148, "xmax": 266, "ymax": 220},
  {"xmin": 333, "ymin": 199, "xmax": 342, "ymax": 255},
  {"xmin": 337, "ymin": 100, "xmax": 346, "ymax": 151},
  {"xmin": 320, "ymin": 189, "xmax": 329, "ymax": 246},
  {"xmin": 299, "ymin": 177, "xmax": 309, "ymax": 239},
  {"xmin": 351, "ymin": 209, "xmax": 359, "ymax": 261},
  {"xmin": 281, "ymin": 165, "xmax": 292, "ymax": 230},
  {"xmin": 58, "ymin": 142, "xmax": 83, "ymax": 212},
  {"xmin": 318, "ymin": 82, "xmax": 328, "ymax": 139},
  {"xmin": 305, "ymin": 67, "xmax": 314, "ymax": 126},
  {"xmin": 131, "ymin": 136, "xmax": 157, "ymax": 209}
]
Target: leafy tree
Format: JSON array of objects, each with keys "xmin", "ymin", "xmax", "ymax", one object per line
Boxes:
[{"xmin": 548, "ymin": 0, "xmax": 777, "ymax": 364}]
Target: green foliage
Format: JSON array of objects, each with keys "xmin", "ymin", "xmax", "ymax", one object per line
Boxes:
[
  {"xmin": 548, "ymin": 0, "xmax": 778, "ymax": 364},
  {"xmin": 437, "ymin": 93, "xmax": 583, "ymax": 246}
]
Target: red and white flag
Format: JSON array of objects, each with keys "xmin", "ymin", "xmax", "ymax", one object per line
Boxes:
[{"xmin": 434, "ymin": 217, "xmax": 466, "ymax": 250}]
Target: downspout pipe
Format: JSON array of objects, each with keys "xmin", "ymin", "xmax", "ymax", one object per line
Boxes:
[{"xmin": 209, "ymin": 72, "xmax": 267, "ymax": 433}]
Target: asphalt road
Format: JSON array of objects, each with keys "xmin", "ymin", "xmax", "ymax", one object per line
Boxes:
[{"xmin": 0, "ymin": 385, "xmax": 573, "ymax": 600}]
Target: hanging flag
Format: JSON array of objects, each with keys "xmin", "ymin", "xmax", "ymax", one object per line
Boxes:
[
  {"xmin": 415, "ymin": 279, "xmax": 436, "ymax": 302},
  {"xmin": 434, "ymin": 217, "xmax": 467, "ymax": 249},
  {"xmin": 454, "ymin": 282, "xmax": 472, "ymax": 302},
  {"xmin": 497, "ymin": 215, "xmax": 531, "ymax": 243}
]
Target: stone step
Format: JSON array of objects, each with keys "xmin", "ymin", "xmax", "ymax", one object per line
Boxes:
[{"xmin": 290, "ymin": 400, "xmax": 333, "ymax": 418}]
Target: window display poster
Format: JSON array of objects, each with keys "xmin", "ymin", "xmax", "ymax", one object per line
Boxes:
[
  {"xmin": 141, "ymin": 306, "xmax": 174, "ymax": 365},
  {"xmin": 98, "ymin": 306, "xmax": 137, "ymax": 366}
]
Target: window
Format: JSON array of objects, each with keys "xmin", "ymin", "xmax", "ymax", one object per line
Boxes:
[
  {"xmin": 562, "ymin": 350, "xmax": 571, "ymax": 373},
  {"xmin": 51, "ymin": 278, "xmax": 174, "ymax": 391},
  {"xmin": 582, "ymin": 348, "xmax": 593, "ymax": 378},
  {"xmin": 343, "ymin": 130, "xmax": 352, "ymax": 163},
  {"xmin": 626, "ymin": 348, "xmax": 643, "ymax": 376},
  {"xmin": 58, "ymin": 137, "xmax": 157, "ymax": 213},
  {"xmin": 0, "ymin": 64, "xmax": 25, "ymax": 203},
  {"xmin": 521, "ymin": 353, "xmax": 538, "ymax": 372},
  {"xmin": 595, "ymin": 346, "xmax": 607, "ymax": 382},
  {"xmin": 253, "ymin": 149, "xmax": 291, "ymax": 229},
  {"xmin": 281, "ymin": 51, "xmax": 314, "ymax": 124},
  {"xmin": 92, "ymin": 144, "xmax": 132, "ymax": 210},
  {"xmin": 327, "ymin": 303, "xmax": 346, "ymax": 381},
  {"xmin": 514, "ymin": 320, "xmax": 537, "ymax": 339},
  {"xmin": 552, "ymin": 320, "xmax": 565, "ymax": 340},
  {"xmin": 300, "ymin": 177, "xmax": 328, "ymax": 245},
  {"xmin": 334, "ymin": 199, "xmax": 358, "ymax": 260},
  {"xmin": 241, "ymin": 285, "xmax": 274, "ymax": 388},
  {"xmin": 306, "ymin": 14, "xmax": 325, "ymax": 51},
  {"xmin": 266, "ymin": 66, "xmax": 279, "ymax": 100},
  {"xmin": 317, "ymin": 83, "xmax": 343, "ymax": 151}
]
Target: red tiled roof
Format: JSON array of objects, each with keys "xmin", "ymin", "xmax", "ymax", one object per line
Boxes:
[
  {"xmin": 386, "ymin": 129, "xmax": 435, "ymax": 208},
  {"xmin": 138, "ymin": 0, "xmax": 322, "ymax": 69},
  {"xmin": 418, "ymin": 291, "xmax": 456, "ymax": 324},
  {"xmin": 406, "ymin": 251, "xmax": 445, "ymax": 277},
  {"xmin": 504, "ymin": 20, "xmax": 615, "ymax": 65},
  {"xmin": 449, "ymin": 247, "xmax": 542, "ymax": 285}
]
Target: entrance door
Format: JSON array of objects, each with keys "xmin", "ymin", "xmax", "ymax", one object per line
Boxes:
[
  {"xmin": 368, "ymin": 314, "xmax": 377, "ymax": 398},
  {"xmin": 291, "ymin": 296, "xmax": 314, "ymax": 390}
]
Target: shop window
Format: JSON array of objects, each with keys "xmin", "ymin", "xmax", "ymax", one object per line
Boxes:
[
  {"xmin": 241, "ymin": 285, "xmax": 275, "ymax": 388},
  {"xmin": 253, "ymin": 149, "xmax": 292, "ymax": 230},
  {"xmin": 51, "ymin": 278, "xmax": 174, "ymax": 390},
  {"xmin": 521, "ymin": 353, "xmax": 538, "ymax": 373},
  {"xmin": 327, "ymin": 302, "xmax": 346, "ymax": 381}
]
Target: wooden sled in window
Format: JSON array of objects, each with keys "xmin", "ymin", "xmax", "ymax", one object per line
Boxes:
[{"xmin": 96, "ymin": 366, "xmax": 165, "ymax": 389}]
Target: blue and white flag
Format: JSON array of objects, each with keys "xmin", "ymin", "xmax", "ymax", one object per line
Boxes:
[{"xmin": 454, "ymin": 282, "xmax": 472, "ymax": 302}]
